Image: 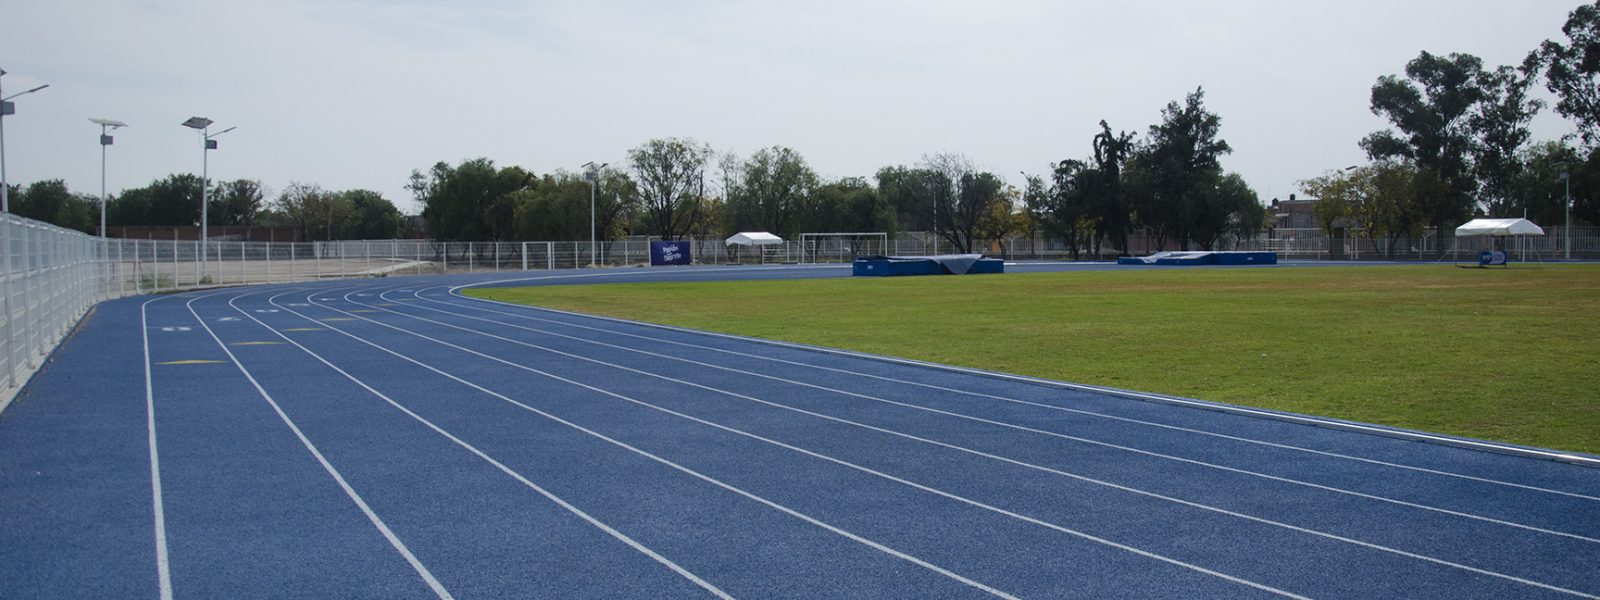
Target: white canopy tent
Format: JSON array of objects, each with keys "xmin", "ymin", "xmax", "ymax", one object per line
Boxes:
[
  {"xmin": 1454, "ymin": 218, "xmax": 1545, "ymax": 237},
  {"xmin": 1453, "ymin": 218, "xmax": 1544, "ymax": 266},
  {"xmin": 725, "ymin": 231, "xmax": 786, "ymax": 264},
  {"xmin": 725, "ymin": 231, "xmax": 784, "ymax": 246}
]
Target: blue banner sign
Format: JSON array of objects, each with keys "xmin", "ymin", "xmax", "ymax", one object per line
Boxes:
[
  {"xmin": 650, "ymin": 241, "xmax": 692, "ymax": 266},
  {"xmin": 1479, "ymin": 250, "xmax": 1507, "ymax": 266}
]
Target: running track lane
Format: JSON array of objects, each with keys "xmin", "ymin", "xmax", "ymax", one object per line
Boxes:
[{"xmin": 0, "ymin": 264, "xmax": 1593, "ymax": 598}]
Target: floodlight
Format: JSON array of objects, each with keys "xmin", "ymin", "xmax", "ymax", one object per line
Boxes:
[
  {"xmin": 2, "ymin": 84, "xmax": 48, "ymax": 101},
  {"xmin": 181, "ymin": 116, "xmax": 212, "ymax": 130},
  {"xmin": 91, "ymin": 118, "xmax": 128, "ymax": 236}
]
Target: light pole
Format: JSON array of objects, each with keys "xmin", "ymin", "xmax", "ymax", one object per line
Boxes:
[
  {"xmin": 89, "ymin": 118, "xmax": 127, "ymax": 237},
  {"xmin": 581, "ymin": 161, "xmax": 607, "ymax": 268},
  {"xmin": 0, "ymin": 69, "xmax": 50, "ymax": 213},
  {"xmin": 1560, "ymin": 171, "xmax": 1572, "ymax": 260},
  {"xmin": 181, "ymin": 117, "xmax": 235, "ymax": 280}
]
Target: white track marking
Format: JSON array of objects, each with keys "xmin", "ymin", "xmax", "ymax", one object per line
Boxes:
[
  {"xmin": 271, "ymin": 289, "xmax": 1022, "ymax": 600},
  {"xmin": 344, "ymin": 287, "xmax": 1598, "ymax": 598},
  {"xmin": 444, "ymin": 281, "xmax": 1600, "ymax": 483},
  {"xmin": 140, "ymin": 297, "xmax": 176, "ymax": 600},
  {"xmin": 183, "ymin": 293, "xmax": 455, "ymax": 600},
  {"xmin": 306, "ymin": 287, "xmax": 1312, "ymax": 600},
  {"xmin": 237, "ymin": 291, "xmax": 737, "ymax": 600},
  {"xmin": 389, "ymin": 289, "xmax": 1600, "ymax": 544},
  {"xmin": 425, "ymin": 286, "xmax": 1600, "ymax": 502}
]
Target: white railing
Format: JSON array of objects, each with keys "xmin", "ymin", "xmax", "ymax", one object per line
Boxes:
[
  {"xmin": 6, "ymin": 215, "xmax": 1600, "ymax": 397},
  {"xmin": 2, "ymin": 214, "xmax": 113, "ymax": 392}
]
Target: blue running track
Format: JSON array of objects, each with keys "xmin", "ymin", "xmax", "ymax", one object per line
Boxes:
[{"xmin": 1, "ymin": 263, "xmax": 1597, "ymax": 598}]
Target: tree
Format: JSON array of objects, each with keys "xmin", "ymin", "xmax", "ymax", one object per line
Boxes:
[
  {"xmin": 1471, "ymin": 61, "xmax": 1545, "ymax": 215},
  {"xmin": 1210, "ymin": 173, "xmax": 1266, "ymax": 250},
  {"xmin": 1301, "ymin": 171, "xmax": 1358, "ymax": 242},
  {"xmin": 1362, "ymin": 51, "xmax": 1485, "ymax": 235},
  {"xmin": 629, "ymin": 138, "xmax": 713, "ymax": 240},
  {"xmin": 343, "ymin": 190, "xmax": 403, "ymax": 239},
  {"xmin": 107, "ymin": 174, "xmax": 204, "ymax": 227},
  {"xmin": 11, "ymin": 180, "xmax": 96, "ymax": 233},
  {"xmin": 921, "ymin": 153, "xmax": 1007, "ymax": 254},
  {"xmin": 1138, "ymin": 87, "xmax": 1233, "ymax": 250},
  {"xmin": 723, "ymin": 146, "xmax": 818, "ymax": 237},
  {"xmin": 1087, "ymin": 121, "xmax": 1138, "ymax": 253},
  {"xmin": 274, "ymin": 183, "xmax": 354, "ymax": 241},
  {"xmin": 875, "ymin": 165, "xmax": 937, "ymax": 235},
  {"xmin": 409, "ymin": 158, "xmax": 534, "ymax": 242},
  {"xmin": 208, "ymin": 179, "xmax": 265, "ymax": 227},
  {"xmin": 1510, "ymin": 141, "xmax": 1597, "ymax": 226},
  {"xmin": 1301, "ymin": 163, "xmax": 1429, "ymax": 258},
  {"xmin": 512, "ymin": 174, "xmax": 587, "ymax": 241},
  {"xmin": 1535, "ymin": 1, "xmax": 1600, "ymax": 146},
  {"xmin": 1045, "ymin": 159, "xmax": 1095, "ymax": 259},
  {"xmin": 975, "ymin": 185, "xmax": 1026, "ymax": 245},
  {"xmin": 592, "ymin": 167, "xmax": 640, "ymax": 241},
  {"xmin": 806, "ymin": 177, "xmax": 886, "ymax": 234}
]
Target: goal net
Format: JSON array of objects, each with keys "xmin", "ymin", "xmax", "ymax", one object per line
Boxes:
[{"xmin": 799, "ymin": 233, "xmax": 890, "ymax": 263}]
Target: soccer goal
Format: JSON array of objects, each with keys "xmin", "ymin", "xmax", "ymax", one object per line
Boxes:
[{"xmin": 799, "ymin": 232, "xmax": 890, "ymax": 264}]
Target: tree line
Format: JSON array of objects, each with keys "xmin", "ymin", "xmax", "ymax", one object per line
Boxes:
[
  {"xmin": 5, "ymin": 175, "xmax": 406, "ymax": 241},
  {"xmin": 1302, "ymin": 1, "xmax": 1600, "ymax": 257},
  {"xmin": 411, "ymin": 88, "xmax": 1260, "ymax": 256}
]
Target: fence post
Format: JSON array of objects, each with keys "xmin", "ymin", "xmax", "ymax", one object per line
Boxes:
[
  {"xmin": 521, "ymin": 242, "xmax": 528, "ymax": 271},
  {"xmin": 20, "ymin": 224, "xmax": 36, "ymax": 368},
  {"xmin": 547, "ymin": 242, "xmax": 554, "ymax": 270},
  {"xmin": 1, "ymin": 217, "xmax": 15, "ymax": 389},
  {"xmin": 116, "ymin": 239, "xmax": 125, "ymax": 297}
]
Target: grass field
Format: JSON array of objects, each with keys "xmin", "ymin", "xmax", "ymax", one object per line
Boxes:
[{"xmin": 466, "ymin": 265, "xmax": 1600, "ymax": 454}]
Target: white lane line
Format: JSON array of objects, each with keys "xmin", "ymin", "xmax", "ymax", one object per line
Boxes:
[
  {"xmin": 140, "ymin": 296, "xmax": 175, "ymax": 600},
  {"xmin": 360, "ymin": 290, "xmax": 1600, "ymax": 599},
  {"xmin": 444, "ymin": 277, "xmax": 1600, "ymax": 469},
  {"xmin": 278, "ymin": 288, "xmax": 1021, "ymax": 600},
  {"xmin": 239, "ymin": 290, "xmax": 737, "ymax": 600},
  {"xmin": 392, "ymin": 290, "xmax": 1600, "ymax": 544},
  {"xmin": 183, "ymin": 293, "xmax": 455, "ymax": 600},
  {"xmin": 439, "ymin": 284, "xmax": 1600, "ymax": 496},
  {"xmin": 314, "ymin": 288, "xmax": 1304, "ymax": 600}
]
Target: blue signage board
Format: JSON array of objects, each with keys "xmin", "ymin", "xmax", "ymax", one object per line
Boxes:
[
  {"xmin": 650, "ymin": 240, "xmax": 692, "ymax": 266},
  {"xmin": 1478, "ymin": 250, "xmax": 1507, "ymax": 266}
]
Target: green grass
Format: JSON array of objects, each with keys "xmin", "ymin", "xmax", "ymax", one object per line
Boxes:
[{"xmin": 466, "ymin": 265, "xmax": 1600, "ymax": 454}]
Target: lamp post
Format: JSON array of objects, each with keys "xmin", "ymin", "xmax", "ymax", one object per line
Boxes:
[
  {"xmin": 0, "ymin": 69, "xmax": 50, "ymax": 213},
  {"xmin": 581, "ymin": 161, "xmax": 607, "ymax": 268},
  {"xmin": 1559, "ymin": 171, "xmax": 1571, "ymax": 260},
  {"xmin": 89, "ymin": 118, "xmax": 127, "ymax": 237},
  {"xmin": 181, "ymin": 117, "xmax": 234, "ymax": 280}
]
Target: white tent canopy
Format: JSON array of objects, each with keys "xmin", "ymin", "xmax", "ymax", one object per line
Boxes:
[
  {"xmin": 1455, "ymin": 218, "xmax": 1544, "ymax": 237},
  {"xmin": 725, "ymin": 231, "xmax": 784, "ymax": 246}
]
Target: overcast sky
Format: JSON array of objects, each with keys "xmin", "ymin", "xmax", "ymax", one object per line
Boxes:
[{"xmin": 1, "ymin": 0, "xmax": 1584, "ymax": 214}]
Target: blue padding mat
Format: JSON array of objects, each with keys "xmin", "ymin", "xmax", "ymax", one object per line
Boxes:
[{"xmin": 853, "ymin": 255, "xmax": 1005, "ymax": 277}]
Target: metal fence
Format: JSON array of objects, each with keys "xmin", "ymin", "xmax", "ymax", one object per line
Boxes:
[
  {"xmin": 6, "ymin": 213, "xmax": 1600, "ymax": 396},
  {"xmin": 2, "ymin": 214, "xmax": 110, "ymax": 392}
]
